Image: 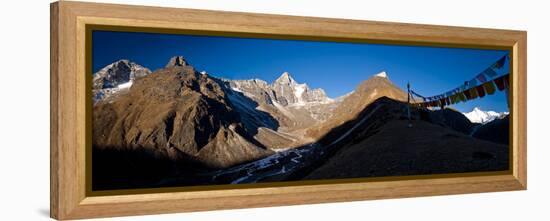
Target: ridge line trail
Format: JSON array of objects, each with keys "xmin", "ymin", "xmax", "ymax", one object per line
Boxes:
[{"xmin": 328, "ymin": 104, "xmax": 382, "ymax": 147}]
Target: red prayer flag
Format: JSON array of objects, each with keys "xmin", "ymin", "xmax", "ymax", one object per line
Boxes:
[
  {"xmin": 494, "ymin": 75, "xmax": 506, "ymax": 91},
  {"xmin": 475, "ymin": 85, "xmax": 486, "ymax": 98},
  {"xmin": 463, "ymin": 89, "xmax": 472, "ymax": 99}
]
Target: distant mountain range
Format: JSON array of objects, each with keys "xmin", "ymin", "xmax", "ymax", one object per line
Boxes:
[
  {"xmin": 462, "ymin": 107, "xmax": 508, "ymax": 124},
  {"xmin": 91, "ymin": 56, "xmax": 510, "ymax": 190}
]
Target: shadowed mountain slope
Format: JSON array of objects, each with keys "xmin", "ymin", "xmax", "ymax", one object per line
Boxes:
[
  {"xmin": 472, "ymin": 115, "xmax": 510, "ymax": 145},
  {"xmin": 300, "ymin": 97, "xmax": 509, "ymax": 180}
]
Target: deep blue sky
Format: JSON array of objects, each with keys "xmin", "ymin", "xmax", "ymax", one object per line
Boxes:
[{"xmin": 92, "ymin": 31, "xmax": 509, "ymax": 113}]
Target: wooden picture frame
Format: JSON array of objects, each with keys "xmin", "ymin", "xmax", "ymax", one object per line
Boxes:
[{"xmin": 50, "ymin": 1, "xmax": 527, "ymax": 220}]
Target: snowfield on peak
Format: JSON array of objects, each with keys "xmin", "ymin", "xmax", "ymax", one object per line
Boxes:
[
  {"xmin": 375, "ymin": 71, "xmax": 388, "ymax": 78},
  {"xmin": 463, "ymin": 107, "xmax": 508, "ymax": 124}
]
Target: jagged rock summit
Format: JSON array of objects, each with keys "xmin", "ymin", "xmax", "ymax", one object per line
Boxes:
[
  {"xmin": 274, "ymin": 71, "xmax": 296, "ymax": 85},
  {"xmin": 165, "ymin": 56, "xmax": 189, "ymax": 68},
  {"xmin": 226, "ymin": 71, "xmax": 337, "ymax": 132},
  {"xmin": 270, "ymin": 72, "xmax": 331, "ymax": 106},
  {"xmin": 229, "ymin": 71, "xmax": 332, "ymax": 106}
]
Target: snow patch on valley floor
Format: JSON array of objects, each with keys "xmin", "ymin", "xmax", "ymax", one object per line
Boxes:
[{"xmin": 117, "ymin": 81, "xmax": 133, "ymax": 89}]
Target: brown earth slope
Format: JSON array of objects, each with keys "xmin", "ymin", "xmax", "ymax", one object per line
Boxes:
[{"xmin": 302, "ymin": 97, "xmax": 509, "ymax": 180}]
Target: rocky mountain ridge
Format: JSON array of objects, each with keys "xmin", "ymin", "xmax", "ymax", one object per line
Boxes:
[
  {"xmin": 93, "ymin": 57, "xmax": 273, "ymax": 169},
  {"xmin": 92, "ymin": 58, "xmax": 410, "ymax": 152},
  {"xmin": 92, "ymin": 59, "xmax": 151, "ymax": 103},
  {"xmin": 225, "ymin": 72, "xmax": 337, "ymax": 125}
]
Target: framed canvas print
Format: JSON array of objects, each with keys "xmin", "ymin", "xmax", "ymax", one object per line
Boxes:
[{"xmin": 50, "ymin": 1, "xmax": 527, "ymax": 220}]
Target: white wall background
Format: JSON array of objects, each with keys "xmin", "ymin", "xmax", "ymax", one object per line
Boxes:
[{"xmin": 0, "ymin": 0, "xmax": 548, "ymax": 220}]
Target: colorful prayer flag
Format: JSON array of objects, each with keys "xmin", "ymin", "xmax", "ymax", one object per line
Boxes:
[
  {"xmin": 483, "ymin": 68, "xmax": 498, "ymax": 78},
  {"xmin": 476, "ymin": 73, "xmax": 488, "ymax": 83},
  {"xmin": 483, "ymin": 81, "xmax": 496, "ymax": 95},
  {"xmin": 469, "ymin": 87, "xmax": 478, "ymax": 99},
  {"xmin": 492, "ymin": 56, "xmax": 507, "ymax": 69},
  {"xmin": 451, "ymin": 94, "xmax": 458, "ymax": 104},
  {"xmin": 475, "ymin": 85, "xmax": 486, "ymax": 98},
  {"xmin": 458, "ymin": 92, "xmax": 467, "ymax": 102},
  {"xmin": 463, "ymin": 89, "xmax": 472, "ymax": 100},
  {"xmin": 494, "ymin": 75, "xmax": 507, "ymax": 91}
]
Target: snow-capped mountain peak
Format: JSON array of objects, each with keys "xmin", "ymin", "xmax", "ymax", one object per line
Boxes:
[
  {"xmin": 274, "ymin": 71, "xmax": 296, "ymax": 85},
  {"xmin": 92, "ymin": 59, "xmax": 151, "ymax": 103},
  {"xmin": 463, "ymin": 107, "xmax": 508, "ymax": 124},
  {"xmin": 374, "ymin": 71, "xmax": 388, "ymax": 78},
  {"xmin": 93, "ymin": 59, "xmax": 151, "ymax": 89},
  {"xmin": 225, "ymin": 71, "xmax": 336, "ymax": 123}
]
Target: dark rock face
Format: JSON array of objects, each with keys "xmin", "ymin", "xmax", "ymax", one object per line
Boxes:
[
  {"xmin": 472, "ymin": 115, "xmax": 510, "ymax": 145},
  {"xmin": 93, "ymin": 64, "xmax": 272, "ymax": 170}
]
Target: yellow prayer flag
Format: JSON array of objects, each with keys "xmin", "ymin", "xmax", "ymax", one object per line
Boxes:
[
  {"xmin": 458, "ymin": 92, "xmax": 467, "ymax": 102},
  {"xmin": 469, "ymin": 87, "xmax": 478, "ymax": 99},
  {"xmin": 451, "ymin": 94, "xmax": 458, "ymax": 104},
  {"xmin": 483, "ymin": 81, "xmax": 496, "ymax": 95}
]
